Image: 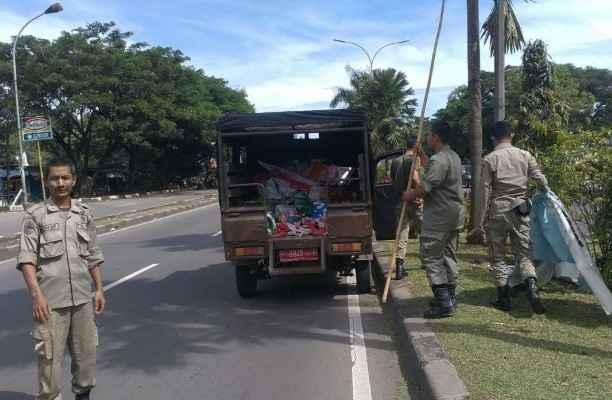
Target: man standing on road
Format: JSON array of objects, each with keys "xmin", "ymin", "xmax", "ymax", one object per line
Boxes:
[
  {"xmin": 17, "ymin": 159, "xmax": 105, "ymax": 400},
  {"xmin": 476, "ymin": 121, "xmax": 549, "ymax": 314},
  {"xmin": 403, "ymin": 120, "xmax": 465, "ymax": 318},
  {"xmin": 390, "ymin": 136, "xmax": 425, "ymax": 280}
]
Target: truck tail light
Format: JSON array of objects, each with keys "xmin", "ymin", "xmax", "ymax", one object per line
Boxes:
[
  {"xmin": 235, "ymin": 247, "xmax": 265, "ymax": 257},
  {"xmin": 332, "ymin": 242, "xmax": 362, "ymax": 253}
]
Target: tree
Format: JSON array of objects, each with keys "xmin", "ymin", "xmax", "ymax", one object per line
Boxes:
[
  {"xmin": 467, "ymin": 0, "xmax": 484, "ymax": 239},
  {"xmin": 330, "ymin": 67, "xmax": 417, "ymax": 154},
  {"xmin": 481, "ymin": 0, "xmax": 534, "ymax": 122},
  {"xmin": 0, "ymin": 21, "xmax": 254, "ymax": 194}
]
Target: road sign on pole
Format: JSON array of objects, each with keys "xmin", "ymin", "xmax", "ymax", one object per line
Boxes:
[{"xmin": 23, "ymin": 116, "xmax": 53, "ymax": 142}]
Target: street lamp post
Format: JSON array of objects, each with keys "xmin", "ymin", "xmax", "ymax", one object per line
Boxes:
[
  {"xmin": 12, "ymin": 2, "xmax": 63, "ymax": 204},
  {"xmin": 333, "ymin": 39, "xmax": 410, "ymax": 73}
]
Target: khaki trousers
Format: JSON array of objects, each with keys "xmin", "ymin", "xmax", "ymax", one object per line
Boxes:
[
  {"xmin": 486, "ymin": 210, "xmax": 537, "ymax": 287},
  {"xmin": 32, "ymin": 302, "xmax": 97, "ymax": 400},
  {"xmin": 420, "ymin": 230, "xmax": 459, "ymax": 286},
  {"xmin": 396, "ymin": 204, "xmax": 423, "ymax": 260}
]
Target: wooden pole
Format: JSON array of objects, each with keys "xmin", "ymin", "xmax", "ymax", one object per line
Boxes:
[
  {"xmin": 37, "ymin": 141, "xmax": 46, "ymax": 201},
  {"xmin": 382, "ymin": 0, "xmax": 447, "ymax": 303}
]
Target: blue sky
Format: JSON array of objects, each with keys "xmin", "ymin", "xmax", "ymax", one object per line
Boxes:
[{"xmin": 2, "ymin": 0, "xmax": 612, "ymax": 114}]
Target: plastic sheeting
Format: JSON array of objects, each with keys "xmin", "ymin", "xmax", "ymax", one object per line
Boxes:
[{"xmin": 530, "ymin": 191, "xmax": 612, "ymax": 316}]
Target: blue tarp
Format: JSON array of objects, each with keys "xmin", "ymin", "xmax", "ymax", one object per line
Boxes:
[{"xmin": 530, "ymin": 191, "xmax": 612, "ymax": 316}]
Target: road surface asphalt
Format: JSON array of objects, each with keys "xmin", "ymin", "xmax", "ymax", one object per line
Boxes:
[{"xmin": 0, "ymin": 203, "xmax": 411, "ymax": 400}]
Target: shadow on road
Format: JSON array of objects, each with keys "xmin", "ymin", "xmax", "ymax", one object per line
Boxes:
[
  {"xmin": 0, "ymin": 261, "xmax": 393, "ymax": 375},
  {"xmin": 0, "ymin": 392, "xmax": 33, "ymax": 400}
]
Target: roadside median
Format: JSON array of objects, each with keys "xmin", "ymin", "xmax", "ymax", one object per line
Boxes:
[
  {"xmin": 374, "ymin": 237, "xmax": 612, "ymax": 400},
  {"xmin": 0, "ymin": 192, "xmax": 218, "ymax": 261},
  {"xmin": 372, "ymin": 239, "xmax": 469, "ymax": 400}
]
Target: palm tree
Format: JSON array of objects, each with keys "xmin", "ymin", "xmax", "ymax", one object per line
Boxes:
[
  {"xmin": 481, "ymin": 0, "xmax": 534, "ymax": 56},
  {"xmin": 481, "ymin": 0, "xmax": 534, "ymax": 121},
  {"xmin": 466, "ymin": 0, "xmax": 484, "ymax": 241},
  {"xmin": 331, "ymin": 67, "xmax": 417, "ymax": 154}
]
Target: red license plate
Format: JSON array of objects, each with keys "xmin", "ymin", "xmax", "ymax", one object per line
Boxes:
[{"xmin": 279, "ymin": 248, "xmax": 319, "ymax": 263}]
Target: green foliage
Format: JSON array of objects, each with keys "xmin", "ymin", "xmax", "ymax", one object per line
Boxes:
[
  {"xmin": 481, "ymin": 0, "xmax": 536, "ymax": 56},
  {"xmin": 0, "ymin": 21, "xmax": 253, "ymax": 193},
  {"xmin": 330, "ymin": 67, "xmax": 417, "ymax": 155},
  {"xmin": 540, "ymin": 130, "xmax": 612, "ymax": 281}
]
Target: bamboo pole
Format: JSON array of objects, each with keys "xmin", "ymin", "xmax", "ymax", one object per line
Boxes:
[{"xmin": 382, "ymin": 0, "xmax": 447, "ymax": 303}]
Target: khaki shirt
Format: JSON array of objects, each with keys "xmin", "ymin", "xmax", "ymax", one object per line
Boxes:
[
  {"xmin": 421, "ymin": 145, "xmax": 465, "ymax": 233},
  {"xmin": 17, "ymin": 199, "xmax": 104, "ymax": 309},
  {"xmin": 481, "ymin": 142, "xmax": 548, "ymax": 218}
]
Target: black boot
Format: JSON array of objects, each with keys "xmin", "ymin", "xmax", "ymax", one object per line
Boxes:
[
  {"xmin": 510, "ymin": 282, "xmax": 527, "ymax": 298},
  {"xmin": 424, "ymin": 285, "xmax": 455, "ymax": 319},
  {"xmin": 492, "ymin": 285, "xmax": 512, "ymax": 311},
  {"xmin": 75, "ymin": 391, "xmax": 90, "ymax": 400},
  {"xmin": 429, "ymin": 284, "xmax": 458, "ymax": 308},
  {"xmin": 525, "ymin": 278, "xmax": 546, "ymax": 314},
  {"xmin": 394, "ymin": 258, "xmax": 405, "ymax": 280},
  {"xmin": 448, "ymin": 284, "xmax": 457, "ymax": 308}
]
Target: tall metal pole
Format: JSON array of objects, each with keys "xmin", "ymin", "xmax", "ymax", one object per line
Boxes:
[
  {"xmin": 333, "ymin": 39, "xmax": 410, "ymax": 73},
  {"xmin": 11, "ymin": 15, "xmax": 43, "ymax": 204},
  {"xmin": 11, "ymin": 3, "xmax": 63, "ymax": 205},
  {"xmin": 494, "ymin": 0, "xmax": 506, "ymax": 122}
]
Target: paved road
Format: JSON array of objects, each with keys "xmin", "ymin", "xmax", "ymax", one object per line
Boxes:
[
  {"xmin": 0, "ymin": 191, "xmax": 210, "ymax": 238},
  {"xmin": 0, "ymin": 205, "xmax": 411, "ymax": 400}
]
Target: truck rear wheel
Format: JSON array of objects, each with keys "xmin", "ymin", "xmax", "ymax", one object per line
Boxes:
[
  {"xmin": 236, "ymin": 265, "xmax": 257, "ymax": 298},
  {"xmin": 355, "ymin": 260, "xmax": 371, "ymax": 294}
]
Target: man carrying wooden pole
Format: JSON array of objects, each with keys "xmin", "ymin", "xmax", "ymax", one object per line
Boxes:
[
  {"xmin": 402, "ymin": 120, "xmax": 465, "ymax": 318},
  {"xmin": 382, "ymin": 0, "xmax": 447, "ymax": 303}
]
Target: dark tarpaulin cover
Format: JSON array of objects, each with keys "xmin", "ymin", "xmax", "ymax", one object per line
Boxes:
[{"xmin": 217, "ymin": 109, "xmax": 367, "ymax": 133}]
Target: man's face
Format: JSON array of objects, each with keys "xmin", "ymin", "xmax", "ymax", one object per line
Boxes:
[{"xmin": 46, "ymin": 166, "xmax": 75, "ymax": 200}]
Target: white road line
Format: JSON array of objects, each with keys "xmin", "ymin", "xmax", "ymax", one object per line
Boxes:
[
  {"xmin": 103, "ymin": 263, "xmax": 160, "ymax": 291},
  {"xmin": 347, "ymin": 274, "xmax": 373, "ymax": 400},
  {"xmin": 212, "ymin": 230, "xmax": 222, "ymax": 237}
]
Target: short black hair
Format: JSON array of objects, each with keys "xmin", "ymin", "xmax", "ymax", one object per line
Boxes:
[
  {"xmin": 45, "ymin": 158, "xmax": 76, "ymax": 178},
  {"xmin": 430, "ymin": 119, "xmax": 452, "ymax": 143},
  {"xmin": 493, "ymin": 121, "xmax": 512, "ymax": 139},
  {"xmin": 406, "ymin": 135, "xmax": 418, "ymax": 149}
]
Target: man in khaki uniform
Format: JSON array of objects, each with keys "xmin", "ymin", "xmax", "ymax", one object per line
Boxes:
[
  {"xmin": 390, "ymin": 136, "xmax": 425, "ymax": 280},
  {"xmin": 18, "ymin": 159, "xmax": 105, "ymax": 400},
  {"xmin": 478, "ymin": 121, "xmax": 548, "ymax": 314},
  {"xmin": 403, "ymin": 121, "xmax": 465, "ymax": 318}
]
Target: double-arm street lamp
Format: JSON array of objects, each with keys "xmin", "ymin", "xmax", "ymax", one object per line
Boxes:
[
  {"xmin": 333, "ymin": 38, "xmax": 410, "ymax": 73},
  {"xmin": 12, "ymin": 2, "xmax": 63, "ymax": 204}
]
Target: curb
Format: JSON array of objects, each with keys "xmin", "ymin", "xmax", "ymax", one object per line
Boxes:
[
  {"xmin": 372, "ymin": 240, "xmax": 469, "ymax": 400},
  {"xmin": 78, "ymin": 188, "xmax": 186, "ymax": 202},
  {"xmin": 0, "ymin": 195, "xmax": 218, "ymax": 255}
]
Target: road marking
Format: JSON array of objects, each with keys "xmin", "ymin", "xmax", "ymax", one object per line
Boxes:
[
  {"xmin": 0, "ymin": 203, "xmax": 218, "ymax": 266},
  {"xmin": 347, "ymin": 274, "xmax": 373, "ymax": 400},
  {"xmin": 98, "ymin": 203, "xmax": 217, "ymax": 238},
  {"xmin": 103, "ymin": 263, "xmax": 160, "ymax": 291},
  {"xmin": 212, "ymin": 230, "xmax": 222, "ymax": 237}
]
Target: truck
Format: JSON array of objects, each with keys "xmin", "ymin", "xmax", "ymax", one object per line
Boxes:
[{"xmin": 216, "ymin": 109, "xmax": 377, "ymax": 297}]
